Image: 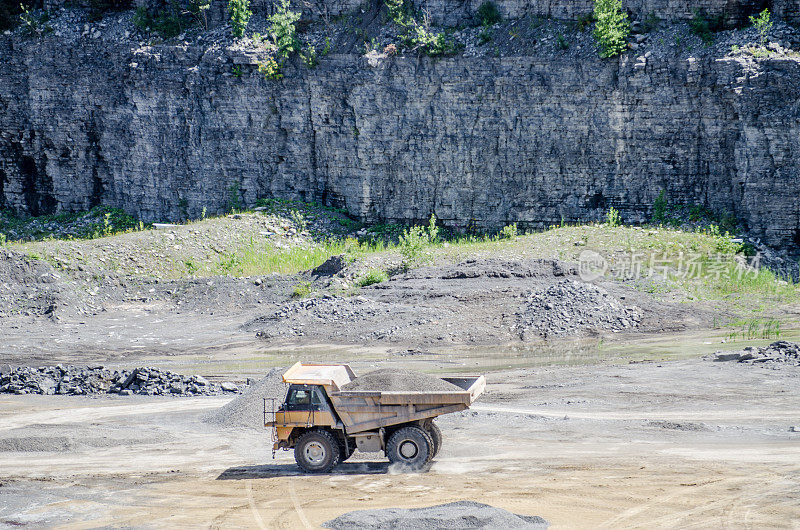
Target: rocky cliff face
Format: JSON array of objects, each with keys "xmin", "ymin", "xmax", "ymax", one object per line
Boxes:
[{"xmin": 0, "ymin": 10, "xmax": 799, "ymax": 251}]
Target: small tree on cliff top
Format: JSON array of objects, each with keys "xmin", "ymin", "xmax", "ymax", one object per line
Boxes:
[
  {"xmin": 593, "ymin": 0, "xmax": 629, "ymax": 58},
  {"xmin": 228, "ymin": 0, "xmax": 251, "ymax": 38}
]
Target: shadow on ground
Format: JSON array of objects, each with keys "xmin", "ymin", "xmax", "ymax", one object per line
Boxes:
[{"xmin": 217, "ymin": 461, "xmax": 391, "ymax": 479}]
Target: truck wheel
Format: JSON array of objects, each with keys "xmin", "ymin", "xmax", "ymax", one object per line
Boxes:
[
  {"xmin": 386, "ymin": 426, "xmax": 433, "ymax": 470},
  {"xmin": 294, "ymin": 430, "xmax": 341, "ymax": 473},
  {"xmin": 425, "ymin": 420, "xmax": 442, "ymax": 458}
]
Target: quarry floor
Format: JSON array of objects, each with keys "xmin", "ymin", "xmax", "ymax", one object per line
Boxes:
[
  {"xmin": 1, "ymin": 355, "xmax": 799, "ymax": 529},
  {"xmin": 2, "ymin": 210, "xmax": 800, "ymax": 527}
]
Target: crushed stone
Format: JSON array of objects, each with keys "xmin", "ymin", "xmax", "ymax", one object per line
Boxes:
[
  {"xmin": 711, "ymin": 341, "xmax": 800, "ymax": 366},
  {"xmin": 514, "ymin": 280, "xmax": 641, "ymax": 339},
  {"xmin": 203, "ymin": 368, "xmax": 286, "ymax": 429},
  {"xmin": 0, "ymin": 365, "xmax": 240, "ymax": 396},
  {"xmin": 323, "ymin": 500, "xmax": 549, "ymax": 529},
  {"xmin": 341, "ymin": 369, "xmax": 461, "ymax": 392}
]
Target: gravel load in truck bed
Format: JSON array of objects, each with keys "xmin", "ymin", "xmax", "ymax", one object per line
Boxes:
[
  {"xmin": 323, "ymin": 501, "xmax": 549, "ymax": 529},
  {"xmin": 203, "ymin": 368, "xmax": 287, "ymax": 429},
  {"xmin": 341, "ymin": 369, "xmax": 462, "ymax": 393}
]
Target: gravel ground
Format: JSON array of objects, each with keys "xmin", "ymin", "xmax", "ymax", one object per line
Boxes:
[
  {"xmin": 0, "ymin": 423, "xmax": 173, "ymax": 453},
  {"xmin": 323, "ymin": 501, "xmax": 549, "ymax": 529},
  {"xmin": 341, "ymin": 369, "xmax": 462, "ymax": 392}
]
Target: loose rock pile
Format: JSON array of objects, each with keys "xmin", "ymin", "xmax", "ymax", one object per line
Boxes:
[
  {"xmin": 323, "ymin": 501, "xmax": 549, "ymax": 529},
  {"xmin": 712, "ymin": 341, "xmax": 800, "ymax": 366},
  {"xmin": 204, "ymin": 368, "xmax": 286, "ymax": 428},
  {"xmin": 0, "ymin": 365, "xmax": 241, "ymax": 396},
  {"xmin": 342, "ymin": 369, "xmax": 462, "ymax": 392},
  {"xmin": 514, "ymin": 280, "xmax": 641, "ymax": 339}
]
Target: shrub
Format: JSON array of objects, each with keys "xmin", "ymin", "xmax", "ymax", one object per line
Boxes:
[
  {"xmin": 133, "ymin": 4, "xmax": 187, "ymax": 39},
  {"xmin": 300, "ymin": 45, "xmax": 318, "ymax": 67},
  {"xmin": 18, "ymin": 4, "xmax": 52, "ymax": 36},
  {"xmin": 0, "ymin": 1, "xmax": 25, "ymax": 32},
  {"xmin": 642, "ymin": 11, "xmax": 658, "ymax": 32},
  {"xmin": 749, "ymin": 8, "xmax": 771, "ymax": 46},
  {"xmin": 478, "ymin": 27, "xmax": 492, "ymax": 45},
  {"xmin": 290, "ymin": 210, "xmax": 307, "ymax": 231},
  {"xmin": 187, "ymin": 0, "xmax": 211, "ymax": 30},
  {"xmin": 605, "ymin": 207, "xmax": 621, "ymax": 227},
  {"xmin": 399, "ymin": 214, "xmax": 439, "ymax": 269},
  {"xmin": 499, "ymin": 223, "xmax": 518, "ymax": 239},
  {"xmin": 399, "ymin": 225, "xmax": 428, "ymax": 268},
  {"xmin": 577, "ymin": 13, "xmax": 595, "ymax": 32},
  {"xmin": 593, "ymin": 0, "xmax": 629, "ymax": 58},
  {"xmin": 133, "ymin": 6, "xmax": 150, "ymax": 30},
  {"xmin": 652, "ymin": 190, "xmax": 668, "ymax": 223},
  {"xmin": 690, "ymin": 9, "xmax": 724, "ymax": 45},
  {"xmin": 227, "ymin": 181, "xmax": 241, "ymax": 212},
  {"xmin": 292, "ymin": 280, "xmax": 313, "ymax": 298},
  {"xmin": 356, "ymin": 268, "xmax": 389, "ymax": 287},
  {"xmin": 403, "ymin": 21, "xmax": 459, "ymax": 56},
  {"xmin": 257, "ymin": 0, "xmax": 300, "ymax": 78},
  {"xmin": 228, "ymin": 0, "xmax": 251, "ymax": 38},
  {"xmin": 88, "ymin": 0, "xmax": 132, "ymax": 22},
  {"xmin": 556, "ymin": 33, "xmax": 569, "ymax": 50},
  {"xmin": 268, "ymin": 0, "xmax": 300, "ymax": 55},
  {"xmin": 258, "ymin": 57, "xmax": 284, "ymax": 79},
  {"xmin": 385, "ymin": 0, "xmax": 407, "ymax": 25},
  {"xmin": 385, "ymin": 0, "xmax": 459, "ymax": 56},
  {"xmin": 477, "ymin": 1, "xmax": 501, "ymax": 27}
]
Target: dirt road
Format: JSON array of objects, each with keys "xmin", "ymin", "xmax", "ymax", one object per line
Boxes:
[{"xmin": 1, "ymin": 359, "xmax": 798, "ymax": 528}]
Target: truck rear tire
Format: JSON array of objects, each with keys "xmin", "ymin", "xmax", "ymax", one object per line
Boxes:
[
  {"xmin": 425, "ymin": 420, "xmax": 442, "ymax": 458},
  {"xmin": 294, "ymin": 430, "xmax": 341, "ymax": 473},
  {"xmin": 386, "ymin": 426, "xmax": 433, "ymax": 470}
]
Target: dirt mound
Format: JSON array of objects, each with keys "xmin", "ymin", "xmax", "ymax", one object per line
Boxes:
[
  {"xmin": 244, "ymin": 258, "xmax": 690, "ymax": 347},
  {"xmin": 203, "ymin": 368, "xmax": 286, "ymax": 429},
  {"xmin": 342, "ymin": 369, "xmax": 461, "ymax": 392},
  {"xmin": 0, "ymin": 248, "xmax": 67, "ymax": 317},
  {"xmin": 712, "ymin": 341, "xmax": 800, "ymax": 366},
  {"xmin": 323, "ymin": 501, "xmax": 549, "ymax": 529},
  {"xmin": 513, "ymin": 280, "xmax": 641, "ymax": 339}
]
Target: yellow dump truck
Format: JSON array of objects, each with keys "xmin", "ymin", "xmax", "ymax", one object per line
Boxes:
[{"xmin": 265, "ymin": 362, "xmax": 486, "ymax": 472}]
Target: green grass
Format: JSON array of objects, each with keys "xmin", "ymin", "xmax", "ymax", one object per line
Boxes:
[
  {"xmin": 724, "ymin": 317, "xmax": 782, "ymax": 342},
  {"xmin": 187, "ymin": 237, "xmax": 393, "ymax": 278}
]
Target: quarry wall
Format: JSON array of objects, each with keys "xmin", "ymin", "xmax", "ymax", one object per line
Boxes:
[{"xmin": 0, "ymin": 10, "xmax": 799, "ymax": 251}]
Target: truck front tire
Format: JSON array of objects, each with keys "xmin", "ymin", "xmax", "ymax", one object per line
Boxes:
[
  {"xmin": 294, "ymin": 430, "xmax": 341, "ymax": 473},
  {"xmin": 386, "ymin": 426, "xmax": 433, "ymax": 470}
]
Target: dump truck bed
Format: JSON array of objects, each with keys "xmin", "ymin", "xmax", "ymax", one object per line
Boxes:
[{"xmin": 329, "ymin": 375, "xmax": 485, "ymax": 434}]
